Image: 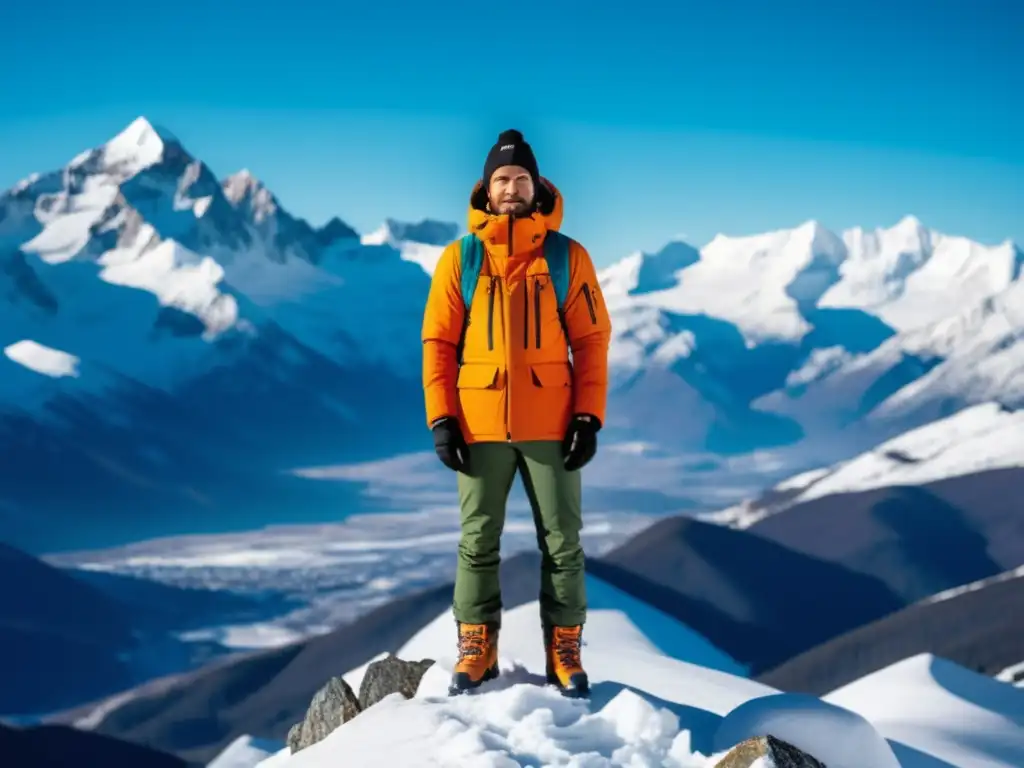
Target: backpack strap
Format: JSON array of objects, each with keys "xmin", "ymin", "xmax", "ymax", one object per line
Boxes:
[
  {"xmin": 543, "ymin": 230, "xmax": 572, "ymax": 342},
  {"xmin": 459, "ymin": 233, "xmax": 485, "ymax": 310},
  {"xmin": 456, "ymin": 234, "xmax": 484, "ymax": 364}
]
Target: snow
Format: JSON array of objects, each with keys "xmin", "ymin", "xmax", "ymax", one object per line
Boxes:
[
  {"xmin": 711, "ymin": 693, "xmax": 900, "ymax": 768},
  {"xmin": 867, "ymin": 278, "xmax": 1024, "ymax": 420},
  {"xmin": 790, "ymin": 401, "xmax": 1024, "ymax": 503},
  {"xmin": 208, "ymin": 735, "xmax": 283, "ymax": 768},
  {"xmin": 599, "ymin": 242, "xmax": 700, "ymax": 301},
  {"xmin": 400, "ymin": 239, "xmax": 447, "ymax": 274},
  {"xmin": 99, "ymin": 236, "xmax": 239, "ymax": 336},
  {"xmin": 100, "ymin": 116, "xmax": 174, "ymax": 176},
  {"xmin": 783, "ymin": 345, "xmax": 852, "ymax": 387},
  {"xmin": 771, "ymin": 466, "xmax": 830, "ymax": 492},
  {"xmin": 72, "ymin": 688, "xmax": 140, "ymax": 730},
  {"xmin": 264, "ymin": 599, "xmax": 772, "ymax": 768},
  {"xmin": 256, "ymin": 595, "xmax": 1024, "ymax": 767},
  {"xmin": 921, "ymin": 564, "xmax": 1024, "ymax": 605},
  {"xmin": 3, "ymin": 339, "xmax": 80, "ymax": 377},
  {"xmin": 996, "ymin": 661, "xmax": 1024, "ymax": 688},
  {"xmin": 20, "ymin": 177, "xmax": 120, "ymax": 265},
  {"xmin": 756, "ymin": 270, "xmax": 1024, "ymax": 437},
  {"xmin": 360, "ymin": 218, "xmax": 451, "ymax": 274},
  {"xmin": 586, "ymin": 213, "xmax": 1022, "ymax": 453},
  {"xmin": 399, "ymin": 574, "xmax": 746, "ymax": 679},
  {"xmin": 824, "ymin": 653, "xmax": 1024, "ymax": 768},
  {"xmin": 709, "ymin": 401, "xmax": 1024, "ymax": 528},
  {"xmin": 819, "ymin": 215, "xmax": 1022, "ymax": 333},
  {"xmin": 608, "ymin": 220, "xmax": 846, "ymax": 345}
]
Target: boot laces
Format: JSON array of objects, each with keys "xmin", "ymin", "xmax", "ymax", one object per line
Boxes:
[
  {"xmin": 458, "ymin": 625, "xmax": 489, "ymax": 659},
  {"xmin": 553, "ymin": 627, "xmax": 582, "ymax": 668}
]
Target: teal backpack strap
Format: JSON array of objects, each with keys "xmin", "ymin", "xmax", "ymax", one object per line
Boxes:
[
  {"xmin": 456, "ymin": 234, "xmax": 484, "ymax": 363},
  {"xmin": 459, "ymin": 233, "xmax": 484, "ymax": 309},
  {"xmin": 543, "ymin": 230, "xmax": 572, "ymax": 342}
]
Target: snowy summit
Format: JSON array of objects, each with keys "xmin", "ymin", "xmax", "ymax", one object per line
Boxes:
[{"xmin": 247, "ymin": 582, "xmax": 1024, "ymax": 768}]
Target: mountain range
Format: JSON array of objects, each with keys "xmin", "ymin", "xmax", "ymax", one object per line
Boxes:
[
  {"xmin": 13, "ymin": 401, "xmax": 1019, "ymax": 757},
  {"xmin": 14, "ymin": 535, "xmax": 1021, "ymax": 767},
  {"xmin": 2, "ymin": 114, "xmax": 1021, "ymax": 767},
  {"xmin": 6, "ymin": 400, "xmax": 1017, "ymax": 763},
  {"xmin": 0, "ymin": 118, "xmax": 445, "ymax": 551},
  {"xmin": 2, "ymin": 115, "xmax": 1022, "ymax": 555}
]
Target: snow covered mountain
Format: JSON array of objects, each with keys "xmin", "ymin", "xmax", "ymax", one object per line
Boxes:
[
  {"xmin": 0, "ymin": 117, "xmax": 445, "ymax": 552},
  {"xmin": 360, "ymin": 217, "xmax": 453, "ymax": 274},
  {"xmin": 596, "ymin": 215, "xmax": 1023, "ymax": 456},
  {"xmin": 0, "ymin": 116, "xmax": 448, "ymax": 388},
  {"xmin": 4, "ymin": 114, "xmax": 1021, "ymax": 551},
  {"xmin": 708, "ymin": 401, "xmax": 1024, "ymax": 530},
  {"xmin": 756, "ymin": 275, "xmax": 1024, "ymax": 441},
  {"xmin": 701, "ymin": 402, "xmax": 1024, "ymax": 608},
  {"xmin": 819, "ymin": 214, "xmax": 1022, "ymax": 332}
]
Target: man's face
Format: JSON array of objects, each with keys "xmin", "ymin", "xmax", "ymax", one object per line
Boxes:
[{"xmin": 487, "ymin": 165, "xmax": 535, "ymax": 215}]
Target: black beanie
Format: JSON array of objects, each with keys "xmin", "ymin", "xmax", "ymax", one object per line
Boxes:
[{"xmin": 482, "ymin": 129, "xmax": 539, "ymax": 189}]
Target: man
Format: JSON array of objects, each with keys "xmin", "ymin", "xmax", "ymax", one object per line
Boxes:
[{"xmin": 421, "ymin": 129, "xmax": 612, "ymax": 698}]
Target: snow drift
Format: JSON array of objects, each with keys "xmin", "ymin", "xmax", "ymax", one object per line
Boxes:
[{"xmin": 247, "ymin": 590, "xmax": 1023, "ymax": 767}]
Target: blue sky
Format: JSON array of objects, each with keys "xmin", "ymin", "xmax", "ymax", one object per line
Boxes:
[{"xmin": 1, "ymin": 0, "xmax": 1021, "ymax": 266}]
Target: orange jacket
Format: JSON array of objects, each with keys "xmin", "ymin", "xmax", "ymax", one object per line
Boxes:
[{"xmin": 421, "ymin": 178, "xmax": 612, "ymax": 444}]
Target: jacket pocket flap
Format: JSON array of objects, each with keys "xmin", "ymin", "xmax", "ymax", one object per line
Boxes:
[
  {"xmin": 457, "ymin": 364, "xmax": 500, "ymax": 389},
  {"xmin": 530, "ymin": 362, "xmax": 571, "ymax": 387}
]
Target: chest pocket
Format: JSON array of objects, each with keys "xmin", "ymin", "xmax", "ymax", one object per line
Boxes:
[{"xmin": 524, "ymin": 274, "xmax": 567, "ymax": 352}]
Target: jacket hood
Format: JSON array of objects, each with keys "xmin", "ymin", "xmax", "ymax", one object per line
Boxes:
[{"xmin": 467, "ymin": 177, "xmax": 565, "ymax": 244}]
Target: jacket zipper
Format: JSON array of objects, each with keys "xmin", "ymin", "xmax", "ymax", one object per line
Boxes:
[
  {"xmin": 534, "ymin": 281, "xmax": 542, "ymax": 348},
  {"xmin": 582, "ymin": 282, "xmax": 597, "ymax": 324},
  {"xmin": 505, "ymin": 216, "xmax": 512, "ymax": 441}
]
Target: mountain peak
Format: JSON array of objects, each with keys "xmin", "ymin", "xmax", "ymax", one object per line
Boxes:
[
  {"xmin": 107, "ymin": 116, "xmax": 179, "ymax": 158},
  {"xmin": 791, "ymin": 219, "xmax": 846, "ymax": 260},
  {"xmin": 68, "ymin": 116, "xmax": 186, "ymax": 178},
  {"xmin": 623, "ymin": 240, "xmax": 701, "ymax": 295},
  {"xmin": 879, "ymin": 213, "xmax": 931, "ymax": 253},
  {"xmin": 363, "ymin": 218, "xmax": 458, "ymax": 247},
  {"xmin": 223, "ymin": 168, "xmax": 270, "ymax": 202},
  {"xmin": 794, "ymin": 218, "xmax": 828, "ymax": 237},
  {"xmin": 222, "ymin": 169, "xmax": 279, "ymax": 222},
  {"xmin": 893, "ymin": 214, "xmax": 924, "ymax": 231},
  {"xmin": 316, "ymin": 216, "xmax": 360, "ymax": 247},
  {"xmin": 227, "ymin": 167, "xmax": 257, "ymax": 185}
]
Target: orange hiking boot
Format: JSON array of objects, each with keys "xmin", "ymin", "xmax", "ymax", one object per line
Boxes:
[
  {"xmin": 448, "ymin": 622, "xmax": 500, "ymax": 695},
  {"xmin": 545, "ymin": 624, "xmax": 590, "ymax": 698}
]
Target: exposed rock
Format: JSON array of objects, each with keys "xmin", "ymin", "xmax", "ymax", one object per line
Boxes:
[
  {"xmin": 285, "ymin": 656, "xmax": 436, "ymax": 754},
  {"xmin": 715, "ymin": 734, "xmax": 826, "ymax": 767},
  {"xmin": 287, "ymin": 675, "xmax": 362, "ymax": 754},
  {"xmin": 359, "ymin": 654, "xmax": 435, "ymax": 710}
]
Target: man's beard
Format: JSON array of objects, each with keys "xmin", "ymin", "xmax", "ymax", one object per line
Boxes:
[{"xmin": 495, "ymin": 197, "xmax": 531, "ymax": 215}]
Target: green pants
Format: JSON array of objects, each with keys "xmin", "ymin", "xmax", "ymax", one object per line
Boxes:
[{"xmin": 453, "ymin": 440, "xmax": 586, "ymax": 629}]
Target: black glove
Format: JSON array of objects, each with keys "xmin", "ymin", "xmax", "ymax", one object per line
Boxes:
[
  {"xmin": 431, "ymin": 416, "xmax": 469, "ymax": 472},
  {"xmin": 562, "ymin": 414, "xmax": 600, "ymax": 472}
]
